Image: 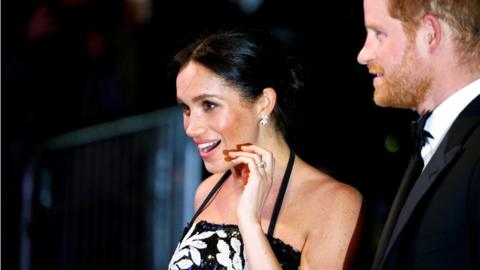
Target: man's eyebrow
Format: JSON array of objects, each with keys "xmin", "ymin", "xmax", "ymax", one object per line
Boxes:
[{"xmin": 365, "ymin": 23, "xmax": 384, "ymax": 31}]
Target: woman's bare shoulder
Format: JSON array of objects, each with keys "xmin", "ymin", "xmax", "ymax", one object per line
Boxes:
[
  {"xmin": 295, "ymin": 162, "xmax": 363, "ymax": 268},
  {"xmin": 295, "ymin": 160, "xmax": 362, "ymax": 217}
]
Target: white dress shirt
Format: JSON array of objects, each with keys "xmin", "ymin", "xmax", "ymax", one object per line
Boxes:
[{"xmin": 421, "ymin": 78, "xmax": 480, "ymax": 168}]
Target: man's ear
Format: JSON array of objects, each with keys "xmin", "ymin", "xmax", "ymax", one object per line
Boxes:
[
  {"xmin": 256, "ymin": 87, "xmax": 277, "ymax": 116},
  {"xmin": 421, "ymin": 14, "xmax": 442, "ymax": 53}
]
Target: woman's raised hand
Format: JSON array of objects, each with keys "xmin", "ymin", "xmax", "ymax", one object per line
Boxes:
[{"xmin": 228, "ymin": 144, "xmax": 275, "ymax": 226}]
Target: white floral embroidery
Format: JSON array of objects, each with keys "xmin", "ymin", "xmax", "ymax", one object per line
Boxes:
[
  {"xmin": 169, "ymin": 223, "xmax": 217, "ymax": 269},
  {"xmin": 231, "ymin": 238, "xmax": 243, "ymax": 270},
  {"xmin": 216, "ymin": 237, "xmax": 244, "ymax": 270},
  {"xmin": 169, "ymin": 223, "xmax": 246, "ymax": 270},
  {"xmin": 216, "ymin": 230, "xmax": 227, "ymax": 238},
  {"xmin": 189, "ymin": 247, "xmax": 201, "ymax": 266},
  {"xmin": 216, "ymin": 239, "xmax": 232, "ymax": 268}
]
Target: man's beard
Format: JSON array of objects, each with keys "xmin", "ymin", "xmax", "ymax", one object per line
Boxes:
[{"xmin": 369, "ymin": 43, "xmax": 432, "ymax": 109}]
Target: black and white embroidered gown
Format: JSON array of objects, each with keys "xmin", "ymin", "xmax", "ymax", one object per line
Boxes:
[{"xmin": 168, "ymin": 148, "xmax": 300, "ymax": 269}]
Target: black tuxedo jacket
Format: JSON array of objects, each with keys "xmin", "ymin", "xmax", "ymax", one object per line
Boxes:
[{"xmin": 372, "ymin": 95, "xmax": 480, "ymax": 270}]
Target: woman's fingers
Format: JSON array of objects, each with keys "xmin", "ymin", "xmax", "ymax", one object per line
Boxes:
[
  {"xmin": 230, "ymin": 155, "xmax": 266, "ymax": 179},
  {"xmin": 229, "ymin": 150, "xmax": 263, "ymax": 168},
  {"xmin": 239, "ymin": 144, "xmax": 274, "ymax": 174},
  {"xmin": 231, "ymin": 145, "xmax": 275, "ymax": 224},
  {"xmin": 229, "ymin": 150, "xmax": 272, "ymax": 176}
]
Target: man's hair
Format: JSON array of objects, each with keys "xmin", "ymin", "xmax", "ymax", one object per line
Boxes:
[{"xmin": 388, "ymin": 0, "xmax": 480, "ymax": 65}]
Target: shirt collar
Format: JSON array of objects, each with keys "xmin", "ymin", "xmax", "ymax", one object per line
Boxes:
[{"xmin": 424, "ymin": 78, "xmax": 480, "ymax": 147}]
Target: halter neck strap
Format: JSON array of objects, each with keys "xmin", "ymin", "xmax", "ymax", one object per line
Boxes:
[
  {"xmin": 267, "ymin": 145, "xmax": 295, "ymax": 236},
  {"xmin": 189, "ymin": 145, "xmax": 296, "ymax": 238},
  {"xmin": 189, "ymin": 170, "xmax": 231, "ymax": 224}
]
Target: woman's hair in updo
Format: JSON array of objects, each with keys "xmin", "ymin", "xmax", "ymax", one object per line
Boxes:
[{"xmin": 172, "ymin": 28, "xmax": 305, "ymax": 138}]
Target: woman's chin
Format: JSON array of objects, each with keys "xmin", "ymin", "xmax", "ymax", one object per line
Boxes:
[{"xmin": 204, "ymin": 162, "xmax": 231, "ymax": 174}]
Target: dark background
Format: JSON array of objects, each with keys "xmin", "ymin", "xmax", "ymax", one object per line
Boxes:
[{"xmin": 3, "ymin": 0, "xmax": 417, "ymax": 269}]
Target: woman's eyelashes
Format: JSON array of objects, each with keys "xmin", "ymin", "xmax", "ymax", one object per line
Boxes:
[
  {"xmin": 179, "ymin": 103, "xmax": 191, "ymax": 116},
  {"xmin": 202, "ymin": 100, "xmax": 218, "ymax": 111},
  {"xmin": 178, "ymin": 100, "xmax": 218, "ymax": 116}
]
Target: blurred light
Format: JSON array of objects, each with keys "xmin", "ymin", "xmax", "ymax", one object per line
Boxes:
[
  {"xmin": 39, "ymin": 170, "xmax": 53, "ymax": 208},
  {"xmin": 233, "ymin": 0, "xmax": 264, "ymax": 15},
  {"xmin": 125, "ymin": 0, "xmax": 152, "ymax": 24},
  {"xmin": 384, "ymin": 134, "xmax": 400, "ymax": 153}
]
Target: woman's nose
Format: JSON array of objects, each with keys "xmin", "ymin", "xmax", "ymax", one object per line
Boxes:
[{"xmin": 185, "ymin": 117, "xmax": 207, "ymax": 137}]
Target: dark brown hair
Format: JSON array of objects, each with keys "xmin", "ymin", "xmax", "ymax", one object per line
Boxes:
[{"xmin": 171, "ymin": 29, "xmax": 305, "ymax": 137}]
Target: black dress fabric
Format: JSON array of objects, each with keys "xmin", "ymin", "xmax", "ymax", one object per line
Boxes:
[{"xmin": 169, "ymin": 147, "xmax": 300, "ymax": 269}]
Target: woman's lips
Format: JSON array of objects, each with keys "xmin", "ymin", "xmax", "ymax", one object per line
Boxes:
[{"xmin": 196, "ymin": 140, "xmax": 221, "ymax": 157}]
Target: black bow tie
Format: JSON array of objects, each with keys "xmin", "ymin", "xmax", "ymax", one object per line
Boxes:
[{"xmin": 411, "ymin": 111, "xmax": 433, "ymax": 152}]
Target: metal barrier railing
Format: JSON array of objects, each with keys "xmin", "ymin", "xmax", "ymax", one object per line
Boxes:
[{"xmin": 19, "ymin": 107, "xmax": 202, "ymax": 270}]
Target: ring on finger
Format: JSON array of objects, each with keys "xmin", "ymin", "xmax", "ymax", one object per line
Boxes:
[{"xmin": 257, "ymin": 160, "xmax": 267, "ymax": 169}]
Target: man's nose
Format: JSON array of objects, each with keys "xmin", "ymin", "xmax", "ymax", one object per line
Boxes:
[{"xmin": 357, "ymin": 39, "xmax": 374, "ymax": 65}]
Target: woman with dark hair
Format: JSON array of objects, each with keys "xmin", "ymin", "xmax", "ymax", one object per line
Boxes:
[{"xmin": 169, "ymin": 29, "xmax": 362, "ymax": 269}]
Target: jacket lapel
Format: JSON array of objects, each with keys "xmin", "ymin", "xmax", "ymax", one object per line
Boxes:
[
  {"xmin": 372, "ymin": 154, "xmax": 423, "ymax": 270},
  {"xmin": 381, "ymin": 141, "xmax": 462, "ymax": 264},
  {"xmin": 378, "ymin": 95, "xmax": 480, "ymax": 268}
]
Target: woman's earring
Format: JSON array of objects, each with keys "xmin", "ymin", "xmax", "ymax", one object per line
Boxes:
[{"xmin": 259, "ymin": 115, "xmax": 269, "ymax": 126}]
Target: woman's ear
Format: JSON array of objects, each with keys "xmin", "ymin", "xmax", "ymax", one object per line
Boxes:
[{"xmin": 256, "ymin": 87, "xmax": 277, "ymax": 115}]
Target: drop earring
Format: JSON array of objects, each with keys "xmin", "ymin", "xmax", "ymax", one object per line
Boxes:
[{"xmin": 259, "ymin": 115, "xmax": 269, "ymax": 126}]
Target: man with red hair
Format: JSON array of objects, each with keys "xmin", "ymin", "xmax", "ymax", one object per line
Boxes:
[{"xmin": 357, "ymin": 0, "xmax": 480, "ymax": 269}]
